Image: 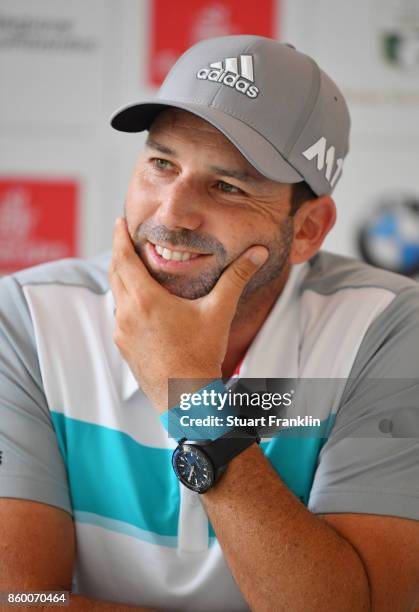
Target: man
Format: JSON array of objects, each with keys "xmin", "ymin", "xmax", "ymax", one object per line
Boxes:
[{"xmin": 0, "ymin": 35, "xmax": 418, "ymax": 611}]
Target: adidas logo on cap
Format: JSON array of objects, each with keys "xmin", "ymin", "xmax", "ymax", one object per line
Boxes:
[{"xmin": 197, "ymin": 55, "xmax": 259, "ymax": 98}]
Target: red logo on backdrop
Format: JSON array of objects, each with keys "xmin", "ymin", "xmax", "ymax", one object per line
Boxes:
[
  {"xmin": 0, "ymin": 178, "xmax": 78, "ymax": 274},
  {"xmin": 149, "ymin": 0, "xmax": 277, "ymax": 86}
]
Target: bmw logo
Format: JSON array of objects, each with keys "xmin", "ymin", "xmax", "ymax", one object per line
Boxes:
[{"xmin": 358, "ymin": 192, "xmax": 419, "ymax": 277}]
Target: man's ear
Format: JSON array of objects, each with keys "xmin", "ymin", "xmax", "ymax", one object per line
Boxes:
[{"xmin": 289, "ymin": 195, "xmax": 336, "ymax": 264}]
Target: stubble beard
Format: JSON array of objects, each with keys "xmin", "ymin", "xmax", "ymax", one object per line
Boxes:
[{"xmin": 132, "ymin": 217, "xmax": 294, "ymax": 302}]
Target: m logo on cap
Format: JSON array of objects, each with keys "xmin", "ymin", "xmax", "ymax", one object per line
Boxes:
[
  {"xmin": 302, "ymin": 136, "xmax": 344, "ymax": 188},
  {"xmin": 197, "ymin": 55, "xmax": 259, "ymax": 98}
]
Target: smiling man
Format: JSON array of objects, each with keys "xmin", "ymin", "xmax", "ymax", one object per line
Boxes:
[
  {"xmin": 130, "ymin": 111, "xmax": 294, "ymax": 304},
  {"xmin": 1, "ymin": 36, "xmax": 419, "ymax": 611},
  {"xmin": 122, "ymin": 108, "xmax": 301, "ymax": 383}
]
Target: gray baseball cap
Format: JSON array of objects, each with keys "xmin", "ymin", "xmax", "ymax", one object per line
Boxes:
[{"xmin": 111, "ymin": 35, "xmax": 350, "ymax": 196}]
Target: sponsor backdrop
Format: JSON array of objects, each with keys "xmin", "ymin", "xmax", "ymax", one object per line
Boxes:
[
  {"xmin": 1, "ymin": 0, "xmax": 419, "ymax": 277},
  {"xmin": 149, "ymin": 0, "xmax": 276, "ymax": 85},
  {"xmin": 0, "ymin": 178, "xmax": 78, "ymax": 274}
]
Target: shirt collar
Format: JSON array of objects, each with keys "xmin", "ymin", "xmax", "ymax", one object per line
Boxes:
[
  {"xmin": 106, "ymin": 289, "xmax": 141, "ymax": 401},
  {"xmin": 237, "ymin": 262, "xmax": 308, "ymax": 379},
  {"xmin": 121, "ymin": 359, "xmax": 140, "ymax": 401}
]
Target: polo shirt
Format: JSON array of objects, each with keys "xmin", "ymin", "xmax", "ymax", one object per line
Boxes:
[{"xmin": 0, "ymin": 250, "xmax": 418, "ymax": 610}]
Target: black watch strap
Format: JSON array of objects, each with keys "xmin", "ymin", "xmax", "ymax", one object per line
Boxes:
[{"xmin": 199, "ymin": 427, "xmax": 260, "ymax": 470}]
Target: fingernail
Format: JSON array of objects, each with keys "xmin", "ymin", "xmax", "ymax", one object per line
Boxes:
[{"xmin": 249, "ymin": 247, "xmax": 269, "ymax": 265}]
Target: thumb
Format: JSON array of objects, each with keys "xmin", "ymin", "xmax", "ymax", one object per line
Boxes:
[{"xmin": 210, "ymin": 246, "xmax": 269, "ymax": 311}]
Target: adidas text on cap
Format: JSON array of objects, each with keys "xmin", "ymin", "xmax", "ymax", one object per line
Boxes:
[{"xmin": 111, "ymin": 35, "xmax": 351, "ymax": 196}]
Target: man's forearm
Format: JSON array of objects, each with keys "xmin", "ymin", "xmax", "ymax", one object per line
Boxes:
[{"xmin": 203, "ymin": 443, "xmax": 371, "ymax": 612}]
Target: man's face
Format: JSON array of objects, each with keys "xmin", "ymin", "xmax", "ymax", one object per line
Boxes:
[{"xmin": 125, "ymin": 109, "xmax": 294, "ymax": 300}]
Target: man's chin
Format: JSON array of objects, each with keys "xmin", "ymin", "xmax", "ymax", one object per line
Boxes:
[
  {"xmin": 165, "ymin": 287, "xmax": 205, "ymax": 300},
  {"xmin": 152, "ymin": 274, "xmax": 219, "ymax": 300}
]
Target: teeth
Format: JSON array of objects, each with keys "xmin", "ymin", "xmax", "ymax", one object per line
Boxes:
[
  {"xmin": 154, "ymin": 244, "xmax": 197, "ymax": 262},
  {"xmin": 162, "ymin": 248, "xmax": 172, "ymax": 260}
]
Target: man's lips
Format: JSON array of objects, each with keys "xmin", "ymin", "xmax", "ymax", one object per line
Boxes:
[{"xmin": 145, "ymin": 241, "xmax": 212, "ymax": 270}]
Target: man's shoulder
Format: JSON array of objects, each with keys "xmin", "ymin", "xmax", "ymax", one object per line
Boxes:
[
  {"xmin": 303, "ymin": 250, "xmax": 418, "ymax": 297},
  {"xmin": 4, "ymin": 252, "xmax": 111, "ymax": 295}
]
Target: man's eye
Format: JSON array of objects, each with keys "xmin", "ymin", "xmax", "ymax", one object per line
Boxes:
[
  {"xmin": 153, "ymin": 158, "xmax": 171, "ymax": 170},
  {"xmin": 217, "ymin": 181, "xmax": 241, "ymax": 194}
]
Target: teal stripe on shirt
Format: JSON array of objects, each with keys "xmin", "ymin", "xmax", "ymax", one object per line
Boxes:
[
  {"xmin": 50, "ymin": 412, "xmax": 180, "ymax": 537},
  {"xmin": 51, "ymin": 412, "xmax": 334, "ymax": 542}
]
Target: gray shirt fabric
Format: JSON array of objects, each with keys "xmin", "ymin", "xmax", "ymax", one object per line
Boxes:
[{"xmin": 0, "ymin": 250, "xmax": 418, "ymax": 608}]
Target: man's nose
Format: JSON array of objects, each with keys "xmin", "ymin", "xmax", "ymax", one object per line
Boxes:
[{"xmin": 156, "ymin": 179, "xmax": 204, "ymax": 231}]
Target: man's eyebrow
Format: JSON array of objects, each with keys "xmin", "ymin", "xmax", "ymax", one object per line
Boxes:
[
  {"xmin": 145, "ymin": 137, "xmax": 177, "ymax": 156},
  {"xmin": 145, "ymin": 137, "xmax": 263, "ymax": 184},
  {"xmin": 209, "ymin": 165, "xmax": 263, "ymax": 184}
]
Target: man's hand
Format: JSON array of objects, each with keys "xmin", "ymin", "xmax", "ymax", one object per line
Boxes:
[{"xmin": 108, "ymin": 217, "xmax": 268, "ymax": 412}]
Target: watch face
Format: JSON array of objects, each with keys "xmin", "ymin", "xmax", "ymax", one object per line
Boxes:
[{"xmin": 172, "ymin": 444, "xmax": 215, "ymax": 493}]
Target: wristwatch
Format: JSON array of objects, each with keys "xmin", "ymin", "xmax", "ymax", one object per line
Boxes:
[{"xmin": 172, "ymin": 427, "xmax": 260, "ymax": 494}]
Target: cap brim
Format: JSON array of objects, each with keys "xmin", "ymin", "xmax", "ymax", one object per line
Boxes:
[{"xmin": 110, "ymin": 99, "xmax": 303, "ymax": 185}]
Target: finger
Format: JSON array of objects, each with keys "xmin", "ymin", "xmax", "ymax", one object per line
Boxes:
[
  {"xmin": 112, "ymin": 217, "xmax": 160, "ymax": 294},
  {"xmin": 208, "ymin": 246, "xmax": 269, "ymax": 313}
]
